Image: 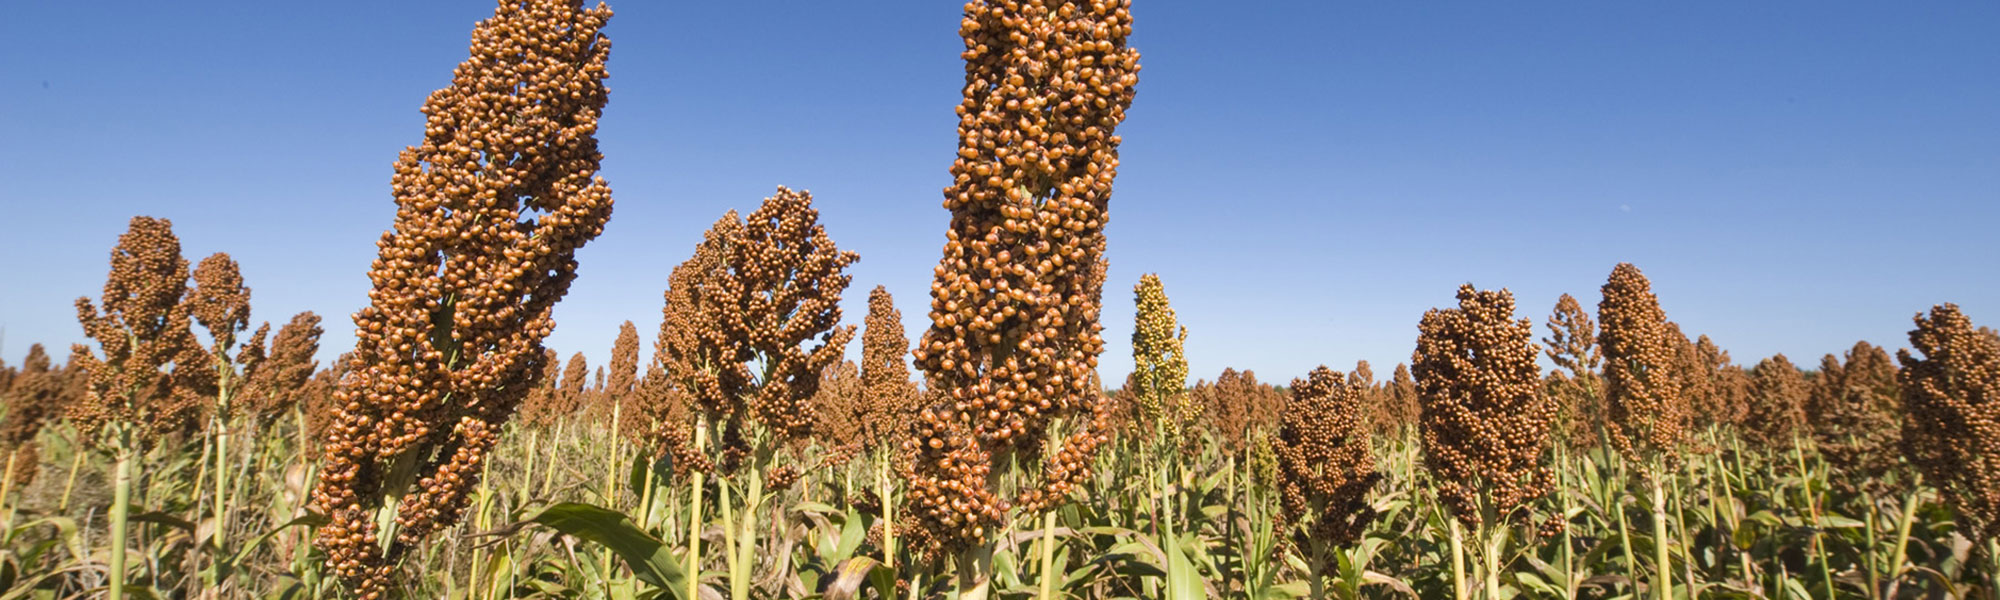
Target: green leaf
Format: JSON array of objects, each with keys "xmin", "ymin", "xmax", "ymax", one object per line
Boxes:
[{"xmin": 524, "ymin": 502, "xmax": 688, "ymax": 597}]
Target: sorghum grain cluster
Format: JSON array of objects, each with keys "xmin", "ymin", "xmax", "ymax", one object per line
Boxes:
[
  {"xmin": 1272, "ymin": 366, "xmax": 1380, "ymax": 557},
  {"xmin": 1597, "ymin": 263, "xmax": 1687, "ymax": 466},
  {"xmin": 309, "ymin": 1, "xmax": 615, "ymax": 593},
  {"xmin": 70, "ymin": 216, "xmax": 206, "ymax": 443},
  {"xmin": 1415, "ymin": 285, "xmax": 1555, "ymax": 526},
  {"xmin": 903, "ymin": 0, "xmax": 1139, "ymax": 558},
  {"xmin": 1744, "ymin": 354, "xmax": 1808, "ymax": 450},
  {"xmin": 1897, "ymin": 304, "xmax": 2000, "ymax": 542}
]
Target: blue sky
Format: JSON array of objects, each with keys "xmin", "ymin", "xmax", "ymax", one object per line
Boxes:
[{"xmin": 2, "ymin": 1, "xmax": 1995, "ymax": 387}]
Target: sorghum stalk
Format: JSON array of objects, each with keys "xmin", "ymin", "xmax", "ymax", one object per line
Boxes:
[
  {"xmin": 903, "ymin": 1, "xmax": 1139, "ymax": 591},
  {"xmin": 650, "ymin": 188, "xmax": 858, "ymax": 599},
  {"xmin": 1415, "ymin": 285, "xmax": 1556, "ymax": 599},
  {"xmin": 1596, "ymin": 263, "xmax": 1687, "ymax": 600},
  {"xmin": 71, "ymin": 216, "xmax": 208, "ymax": 600},
  {"xmin": 1272, "ymin": 366, "xmax": 1380, "ymax": 595},
  {"xmin": 308, "ymin": 1, "xmax": 615, "ymax": 594},
  {"xmin": 188, "ymin": 252, "xmax": 254, "ymax": 591}
]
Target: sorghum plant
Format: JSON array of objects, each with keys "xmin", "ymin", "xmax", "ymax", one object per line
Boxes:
[
  {"xmin": 1543, "ymin": 293, "xmax": 1602, "ymax": 446},
  {"xmin": 1271, "ymin": 365, "xmax": 1380, "ymax": 592},
  {"xmin": 1415, "ymin": 285, "xmax": 1554, "ymax": 600},
  {"xmin": 1196, "ymin": 368, "xmax": 1284, "ymax": 455},
  {"xmin": 1897, "ymin": 304, "xmax": 2000, "ymax": 544},
  {"xmin": 812, "ymin": 361, "xmax": 866, "ymax": 450},
  {"xmin": 1, "ymin": 345, "xmax": 61, "ymax": 491},
  {"xmin": 72, "ymin": 215, "xmax": 207, "ymax": 600},
  {"xmin": 1744, "ymin": 354, "xmax": 1808, "ymax": 450},
  {"xmin": 859, "ymin": 286, "xmax": 919, "ymax": 451},
  {"xmin": 1380, "ymin": 363, "xmax": 1420, "ymax": 437},
  {"xmin": 903, "ymin": 2, "xmax": 1137, "ymax": 590},
  {"xmin": 237, "ymin": 311, "xmax": 325, "ymax": 419},
  {"xmin": 1597, "ymin": 263, "xmax": 1687, "ymax": 465},
  {"xmin": 1690, "ymin": 335, "xmax": 1744, "ymax": 429},
  {"xmin": 1595, "ymin": 263, "xmax": 1688, "ymax": 600},
  {"xmin": 1811, "ymin": 341, "xmax": 1904, "ymax": 495},
  {"xmin": 599, "ymin": 320, "xmax": 640, "ymax": 427},
  {"xmin": 308, "ymin": 0, "xmax": 615, "ymax": 594},
  {"xmin": 650, "ymin": 187, "xmax": 857, "ymax": 600},
  {"xmin": 559, "ymin": 351, "xmax": 590, "ymax": 421},
  {"xmin": 1130, "ymin": 273, "xmax": 1195, "ymax": 442}
]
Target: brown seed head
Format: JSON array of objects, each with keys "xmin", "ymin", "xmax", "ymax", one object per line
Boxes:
[
  {"xmin": 1897, "ymin": 304, "xmax": 2000, "ymax": 542},
  {"xmin": 1415, "ymin": 285, "xmax": 1554, "ymax": 527},
  {"xmin": 1196, "ymin": 368, "xmax": 1284, "ymax": 454},
  {"xmin": 859, "ymin": 286, "xmax": 920, "ymax": 450},
  {"xmin": 1272, "ymin": 366, "xmax": 1380, "ymax": 558},
  {"xmin": 904, "ymin": 0, "xmax": 1139, "ymax": 557},
  {"xmin": 1810, "ymin": 341, "xmax": 1904, "ymax": 495},
  {"xmin": 1542, "ymin": 293, "xmax": 1602, "ymax": 444},
  {"xmin": 71, "ymin": 216, "xmax": 207, "ymax": 443},
  {"xmin": 651, "ymin": 188, "xmax": 857, "ymax": 477},
  {"xmin": 307, "ymin": 0, "xmax": 616, "ymax": 593},
  {"xmin": 1597, "ymin": 263, "xmax": 1687, "ymax": 467},
  {"xmin": 239, "ymin": 312, "xmax": 325, "ymax": 417},
  {"xmin": 1744, "ymin": 354, "xmax": 1808, "ymax": 449}
]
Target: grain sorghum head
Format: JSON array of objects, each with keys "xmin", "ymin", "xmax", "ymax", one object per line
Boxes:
[
  {"xmin": 1688, "ymin": 335, "xmax": 1744, "ymax": 428},
  {"xmin": 1811, "ymin": 341, "xmax": 1904, "ymax": 495},
  {"xmin": 1272, "ymin": 366, "xmax": 1381, "ymax": 558},
  {"xmin": 1542, "ymin": 294, "xmax": 1602, "ymax": 445},
  {"xmin": 71, "ymin": 216, "xmax": 206, "ymax": 444},
  {"xmin": 188, "ymin": 253, "xmax": 253, "ymax": 357},
  {"xmin": 239, "ymin": 312, "xmax": 324, "ymax": 418},
  {"xmin": 1597, "ymin": 263, "xmax": 1687, "ymax": 466},
  {"xmin": 860, "ymin": 286, "xmax": 921, "ymax": 451},
  {"xmin": 811, "ymin": 360, "xmax": 867, "ymax": 451},
  {"xmin": 651, "ymin": 188, "xmax": 858, "ymax": 475},
  {"xmin": 903, "ymin": 0, "xmax": 1138, "ymax": 557},
  {"xmin": 1, "ymin": 344, "xmax": 63, "ymax": 484},
  {"xmin": 1130, "ymin": 273, "xmax": 1195, "ymax": 437},
  {"xmin": 1196, "ymin": 368, "xmax": 1284, "ymax": 455},
  {"xmin": 1415, "ymin": 285, "xmax": 1555, "ymax": 526},
  {"xmin": 1744, "ymin": 354, "xmax": 1808, "ymax": 450},
  {"xmin": 308, "ymin": 0, "xmax": 615, "ymax": 593},
  {"xmin": 602, "ymin": 320, "xmax": 640, "ymax": 419},
  {"xmin": 1897, "ymin": 304, "xmax": 2000, "ymax": 542},
  {"xmin": 559, "ymin": 351, "xmax": 590, "ymax": 420},
  {"xmin": 299, "ymin": 353, "xmax": 353, "ymax": 445}
]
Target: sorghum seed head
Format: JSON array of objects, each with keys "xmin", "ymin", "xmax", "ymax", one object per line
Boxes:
[
  {"xmin": 1897, "ymin": 304, "xmax": 2000, "ymax": 542},
  {"xmin": 308, "ymin": 0, "xmax": 616, "ymax": 593},
  {"xmin": 1416, "ymin": 285, "xmax": 1555, "ymax": 527}
]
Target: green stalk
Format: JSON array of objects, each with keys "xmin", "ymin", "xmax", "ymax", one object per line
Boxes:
[
  {"xmin": 0, "ymin": 450, "xmax": 17, "ymax": 529},
  {"xmin": 730, "ymin": 468, "xmax": 764, "ymax": 600},
  {"xmin": 109, "ymin": 428, "xmax": 134, "ymax": 600},
  {"xmin": 1449, "ymin": 517, "xmax": 1468, "ymax": 600},
  {"xmin": 684, "ymin": 423, "xmax": 707, "ymax": 600},
  {"xmin": 1616, "ymin": 487, "xmax": 1638, "ymax": 597},
  {"xmin": 1483, "ymin": 522, "xmax": 1503, "ymax": 600},
  {"xmin": 1036, "ymin": 509, "xmax": 1059, "ymax": 600},
  {"xmin": 1793, "ymin": 444, "xmax": 1833, "ymax": 599},
  {"xmin": 1649, "ymin": 470, "xmax": 1671, "ymax": 600},
  {"xmin": 58, "ymin": 446, "xmax": 84, "ymax": 512},
  {"xmin": 1861, "ymin": 490, "xmax": 1880, "ymax": 600},
  {"xmin": 1883, "ymin": 481, "xmax": 1922, "ymax": 599},
  {"xmin": 880, "ymin": 452, "xmax": 896, "ymax": 570}
]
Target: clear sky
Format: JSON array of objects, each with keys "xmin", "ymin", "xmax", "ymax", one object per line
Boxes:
[{"xmin": 3, "ymin": 1, "xmax": 1995, "ymax": 387}]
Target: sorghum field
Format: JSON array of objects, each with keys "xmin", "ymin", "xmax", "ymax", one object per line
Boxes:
[{"xmin": 1, "ymin": 2, "xmax": 1996, "ymax": 599}]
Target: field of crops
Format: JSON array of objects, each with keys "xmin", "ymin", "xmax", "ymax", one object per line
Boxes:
[{"xmin": 1, "ymin": 1, "xmax": 1996, "ymax": 599}]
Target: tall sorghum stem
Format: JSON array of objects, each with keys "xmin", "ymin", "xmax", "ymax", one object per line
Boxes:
[
  {"xmin": 1648, "ymin": 468, "xmax": 1671, "ymax": 600},
  {"xmin": 108, "ymin": 428, "xmax": 134, "ymax": 600},
  {"xmin": 1884, "ymin": 477, "xmax": 1923, "ymax": 598},
  {"xmin": 684, "ymin": 423, "xmax": 707, "ymax": 600},
  {"xmin": 1449, "ymin": 517, "xmax": 1468, "ymax": 600}
]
